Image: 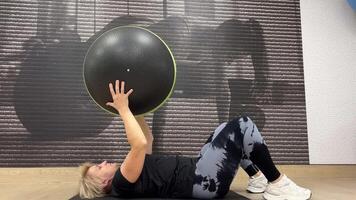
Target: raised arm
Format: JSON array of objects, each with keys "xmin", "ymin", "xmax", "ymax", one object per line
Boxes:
[
  {"xmin": 106, "ymin": 80, "xmax": 147, "ymax": 183},
  {"xmin": 135, "ymin": 116, "xmax": 153, "ymax": 154}
]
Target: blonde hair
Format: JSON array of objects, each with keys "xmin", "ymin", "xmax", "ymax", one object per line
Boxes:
[{"xmin": 78, "ymin": 162, "xmax": 106, "ymax": 199}]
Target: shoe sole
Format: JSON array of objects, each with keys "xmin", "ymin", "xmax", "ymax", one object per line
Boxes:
[
  {"xmin": 246, "ymin": 187, "xmax": 265, "ymax": 193},
  {"xmin": 263, "ymin": 192, "xmax": 312, "ymax": 200}
]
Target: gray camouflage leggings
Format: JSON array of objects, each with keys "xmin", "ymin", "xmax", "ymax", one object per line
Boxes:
[{"xmin": 192, "ymin": 116, "xmax": 265, "ymax": 199}]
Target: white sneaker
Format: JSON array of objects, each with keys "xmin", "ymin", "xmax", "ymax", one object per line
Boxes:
[
  {"xmin": 246, "ymin": 173, "xmax": 268, "ymax": 193},
  {"xmin": 263, "ymin": 175, "xmax": 312, "ymax": 200}
]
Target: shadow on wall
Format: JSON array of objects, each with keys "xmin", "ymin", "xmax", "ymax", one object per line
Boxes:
[
  {"xmin": 11, "ymin": 0, "xmax": 291, "ymax": 141},
  {"xmin": 13, "ymin": 1, "xmax": 112, "ymax": 138}
]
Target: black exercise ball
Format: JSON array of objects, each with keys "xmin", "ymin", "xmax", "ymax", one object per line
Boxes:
[{"xmin": 83, "ymin": 26, "xmax": 176, "ymax": 116}]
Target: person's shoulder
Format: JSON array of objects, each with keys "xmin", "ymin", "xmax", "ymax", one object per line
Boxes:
[
  {"xmin": 112, "ymin": 166, "xmax": 136, "ymax": 189},
  {"xmin": 110, "ymin": 166, "xmax": 140, "ymax": 198}
]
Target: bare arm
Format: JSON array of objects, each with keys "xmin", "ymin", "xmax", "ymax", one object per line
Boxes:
[
  {"xmin": 135, "ymin": 116, "xmax": 153, "ymax": 154},
  {"xmin": 106, "ymin": 80, "xmax": 147, "ymax": 183}
]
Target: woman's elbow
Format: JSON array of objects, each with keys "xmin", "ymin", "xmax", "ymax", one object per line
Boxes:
[{"xmin": 132, "ymin": 139, "xmax": 148, "ymax": 150}]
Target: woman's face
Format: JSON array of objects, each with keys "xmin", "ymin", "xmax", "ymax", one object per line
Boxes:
[{"xmin": 87, "ymin": 160, "xmax": 119, "ymax": 182}]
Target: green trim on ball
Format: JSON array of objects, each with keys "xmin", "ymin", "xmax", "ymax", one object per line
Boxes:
[{"xmin": 82, "ymin": 25, "xmax": 177, "ymax": 117}]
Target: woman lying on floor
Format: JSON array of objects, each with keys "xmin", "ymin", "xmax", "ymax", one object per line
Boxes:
[{"xmin": 78, "ymin": 80, "xmax": 311, "ymax": 200}]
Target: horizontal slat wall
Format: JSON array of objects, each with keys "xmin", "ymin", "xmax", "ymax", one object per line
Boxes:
[{"xmin": 0, "ymin": 0, "xmax": 308, "ymax": 166}]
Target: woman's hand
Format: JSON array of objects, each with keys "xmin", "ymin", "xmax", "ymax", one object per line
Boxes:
[{"xmin": 106, "ymin": 80, "xmax": 133, "ymax": 114}]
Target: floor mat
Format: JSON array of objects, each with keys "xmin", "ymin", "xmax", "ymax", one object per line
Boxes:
[{"xmin": 69, "ymin": 191, "xmax": 249, "ymax": 200}]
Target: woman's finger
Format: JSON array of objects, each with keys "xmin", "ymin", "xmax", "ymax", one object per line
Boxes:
[
  {"xmin": 126, "ymin": 89, "xmax": 133, "ymax": 96},
  {"xmin": 121, "ymin": 81, "xmax": 125, "ymax": 94},
  {"xmin": 109, "ymin": 83, "xmax": 115, "ymax": 97},
  {"xmin": 115, "ymin": 80, "xmax": 120, "ymax": 94},
  {"xmin": 106, "ymin": 102, "xmax": 114, "ymax": 107}
]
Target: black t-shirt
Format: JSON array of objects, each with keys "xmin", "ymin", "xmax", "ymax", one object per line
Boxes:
[{"xmin": 110, "ymin": 154, "xmax": 197, "ymax": 198}]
